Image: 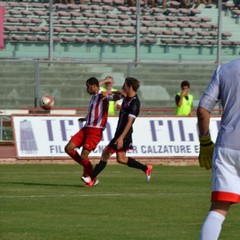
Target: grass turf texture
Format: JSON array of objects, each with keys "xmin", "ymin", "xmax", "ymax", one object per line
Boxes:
[{"xmin": 0, "ymin": 164, "xmax": 239, "ymax": 240}]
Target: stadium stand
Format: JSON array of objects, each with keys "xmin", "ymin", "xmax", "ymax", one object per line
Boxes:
[
  {"xmin": 0, "ymin": 60, "xmax": 218, "ymax": 110},
  {"xmin": 1, "ymin": 0, "xmax": 239, "ymax": 61}
]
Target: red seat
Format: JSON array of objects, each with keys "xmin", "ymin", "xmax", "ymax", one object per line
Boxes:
[
  {"xmin": 154, "ymin": 22, "xmax": 166, "ymax": 27},
  {"xmin": 141, "ymin": 38, "xmax": 157, "ymax": 44},
  {"xmin": 150, "ymin": 29, "xmax": 163, "ymax": 36},
  {"xmin": 161, "ymin": 39, "xmax": 174, "ymax": 44},
  {"xmin": 54, "ymin": 27, "xmax": 65, "ymax": 33},
  {"xmin": 4, "ymin": 26, "xmax": 17, "ymax": 32},
  {"xmin": 78, "ymin": 28, "xmax": 88, "ymax": 34},
  {"xmin": 17, "ymin": 26, "xmax": 29, "ymax": 32},
  {"xmin": 122, "ymin": 38, "xmax": 135, "ymax": 44},
  {"xmin": 102, "ymin": 5, "xmax": 113, "ymax": 12},
  {"xmin": 173, "ymin": 39, "xmax": 186, "ymax": 44},
  {"xmin": 59, "ymin": 20, "xmax": 72, "ymax": 25},
  {"xmin": 110, "ymin": 37, "xmax": 123, "ymax": 44},
  {"xmin": 71, "ymin": 12, "xmax": 82, "ymax": 18},
  {"xmin": 37, "ymin": 36, "xmax": 48, "ymax": 42},
  {"xmin": 66, "ymin": 27, "xmax": 78, "ymax": 33},
  {"xmin": 20, "ymin": 10, "xmax": 32, "ymax": 16},
  {"xmin": 166, "ymin": 22, "xmax": 178, "ymax": 28},
  {"xmin": 119, "ymin": 21, "xmax": 130, "ymax": 27},
  {"xmin": 222, "ymin": 32, "xmax": 232, "ymax": 38},
  {"xmin": 31, "ymin": 18, "xmax": 43, "ymax": 24},
  {"xmin": 89, "ymin": 28, "xmax": 101, "ymax": 34},
  {"xmin": 58, "ymin": 11, "xmax": 70, "ymax": 18},
  {"xmin": 29, "ymin": 27, "xmax": 42, "ymax": 33},
  {"xmin": 6, "ymin": 18, "xmax": 19, "ymax": 23},
  {"xmin": 95, "ymin": 13, "xmax": 105, "ymax": 19},
  {"xmin": 61, "ymin": 36, "xmax": 75, "ymax": 42},
  {"xmin": 179, "ymin": 8, "xmax": 191, "ymax": 15},
  {"xmin": 95, "ymin": 21, "xmax": 108, "ymax": 27},
  {"xmin": 162, "ymin": 30, "xmax": 174, "ymax": 36},
  {"xmin": 75, "ymin": 37, "xmax": 87, "ymax": 44},
  {"xmin": 118, "ymin": 15, "xmax": 129, "ymax": 20},
  {"xmin": 25, "ymin": 36, "xmax": 38, "ymax": 41},
  {"xmin": 201, "ymin": 17, "xmax": 212, "ymax": 23},
  {"xmin": 98, "ymin": 37, "xmax": 110, "ymax": 44},
  {"xmin": 197, "ymin": 31, "xmax": 211, "ymax": 37},
  {"xmin": 173, "ymin": 31, "xmax": 185, "ymax": 37},
  {"xmin": 67, "ymin": 4, "xmax": 80, "ymax": 11},
  {"xmin": 86, "ymin": 37, "xmax": 98, "ymax": 43},
  {"xmin": 19, "ymin": 18, "xmax": 31, "ymax": 24},
  {"xmin": 71, "ymin": 20, "xmax": 82, "ymax": 25},
  {"xmin": 34, "ymin": 11, "xmax": 46, "ymax": 17},
  {"xmin": 41, "ymin": 27, "xmax": 49, "ymax": 32},
  {"xmin": 107, "ymin": 21, "xmax": 119, "ymax": 26},
  {"xmin": 11, "ymin": 35, "xmax": 25, "ymax": 41},
  {"xmin": 102, "ymin": 29, "xmax": 116, "ymax": 34}
]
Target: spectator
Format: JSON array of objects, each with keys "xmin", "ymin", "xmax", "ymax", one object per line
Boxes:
[
  {"xmin": 100, "ymin": 76, "xmax": 118, "ymax": 115},
  {"xmin": 175, "ymin": 80, "xmax": 194, "ymax": 116}
]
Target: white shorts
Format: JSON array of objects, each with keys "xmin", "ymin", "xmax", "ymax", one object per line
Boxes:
[{"xmin": 211, "ymin": 146, "xmax": 240, "ymax": 203}]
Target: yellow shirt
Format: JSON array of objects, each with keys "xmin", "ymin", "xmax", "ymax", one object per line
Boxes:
[
  {"xmin": 175, "ymin": 93, "xmax": 193, "ymax": 116},
  {"xmin": 100, "ymin": 86, "xmax": 118, "ymax": 115}
]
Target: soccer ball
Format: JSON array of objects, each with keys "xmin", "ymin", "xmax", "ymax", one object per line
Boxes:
[{"xmin": 39, "ymin": 95, "xmax": 54, "ymax": 110}]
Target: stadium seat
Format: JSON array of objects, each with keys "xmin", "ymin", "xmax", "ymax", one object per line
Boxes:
[
  {"xmin": 102, "ymin": 5, "xmax": 114, "ymax": 12},
  {"xmin": 25, "ymin": 36, "xmax": 38, "ymax": 41},
  {"xmin": 75, "ymin": 37, "xmax": 87, "ymax": 44},
  {"xmin": 66, "ymin": 27, "xmax": 78, "ymax": 33},
  {"xmin": 19, "ymin": 18, "xmax": 31, "ymax": 24},
  {"xmin": 98, "ymin": 37, "xmax": 110, "ymax": 44},
  {"xmin": 70, "ymin": 12, "xmax": 82, "ymax": 18},
  {"xmin": 31, "ymin": 18, "xmax": 43, "ymax": 25}
]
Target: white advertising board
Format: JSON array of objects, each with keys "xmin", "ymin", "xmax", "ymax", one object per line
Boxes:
[{"xmin": 12, "ymin": 115, "xmax": 221, "ymax": 158}]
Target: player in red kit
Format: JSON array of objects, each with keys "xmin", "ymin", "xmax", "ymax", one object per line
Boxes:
[{"xmin": 65, "ymin": 77, "xmax": 120, "ymax": 185}]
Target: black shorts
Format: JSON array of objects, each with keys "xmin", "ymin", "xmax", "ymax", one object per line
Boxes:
[{"xmin": 108, "ymin": 135, "xmax": 133, "ymax": 152}]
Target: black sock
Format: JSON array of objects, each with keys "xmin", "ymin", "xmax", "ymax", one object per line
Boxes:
[
  {"xmin": 127, "ymin": 157, "xmax": 147, "ymax": 172},
  {"xmin": 90, "ymin": 160, "xmax": 107, "ymax": 180}
]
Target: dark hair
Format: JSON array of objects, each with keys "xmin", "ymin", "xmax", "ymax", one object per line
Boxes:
[
  {"xmin": 125, "ymin": 77, "xmax": 140, "ymax": 92},
  {"xmin": 181, "ymin": 81, "xmax": 190, "ymax": 88},
  {"xmin": 86, "ymin": 77, "xmax": 99, "ymax": 87}
]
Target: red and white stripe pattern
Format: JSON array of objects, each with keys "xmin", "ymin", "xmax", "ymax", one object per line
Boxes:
[{"xmin": 85, "ymin": 91, "xmax": 109, "ymax": 129}]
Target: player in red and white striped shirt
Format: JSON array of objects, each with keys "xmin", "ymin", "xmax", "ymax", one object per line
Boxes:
[{"xmin": 65, "ymin": 77, "xmax": 119, "ymax": 181}]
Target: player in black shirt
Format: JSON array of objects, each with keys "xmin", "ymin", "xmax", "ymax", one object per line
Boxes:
[{"xmin": 82, "ymin": 77, "xmax": 153, "ymax": 187}]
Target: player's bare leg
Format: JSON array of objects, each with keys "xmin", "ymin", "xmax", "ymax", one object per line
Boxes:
[
  {"xmin": 65, "ymin": 141, "xmax": 93, "ymax": 176},
  {"xmin": 82, "ymin": 147, "xmax": 112, "ymax": 186}
]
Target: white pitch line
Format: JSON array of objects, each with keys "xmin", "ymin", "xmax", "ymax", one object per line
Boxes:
[{"xmin": 0, "ymin": 192, "xmax": 208, "ymax": 199}]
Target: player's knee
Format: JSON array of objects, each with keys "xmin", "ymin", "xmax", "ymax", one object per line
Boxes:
[
  {"xmin": 116, "ymin": 157, "xmax": 127, "ymax": 164},
  {"xmin": 64, "ymin": 144, "xmax": 72, "ymax": 154},
  {"xmin": 64, "ymin": 145, "xmax": 69, "ymax": 154}
]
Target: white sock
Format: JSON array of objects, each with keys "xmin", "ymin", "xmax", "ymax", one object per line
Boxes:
[{"xmin": 200, "ymin": 211, "xmax": 225, "ymax": 240}]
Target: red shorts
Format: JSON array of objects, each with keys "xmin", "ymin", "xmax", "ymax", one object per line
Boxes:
[{"xmin": 71, "ymin": 127, "xmax": 103, "ymax": 151}]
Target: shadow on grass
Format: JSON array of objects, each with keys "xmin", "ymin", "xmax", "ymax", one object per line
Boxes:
[{"xmin": 1, "ymin": 181, "xmax": 83, "ymax": 188}]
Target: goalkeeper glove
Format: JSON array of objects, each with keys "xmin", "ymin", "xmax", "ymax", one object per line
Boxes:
[{"xmin": 198, "ymin": 134, "xmax": 215, "ymax": 170}]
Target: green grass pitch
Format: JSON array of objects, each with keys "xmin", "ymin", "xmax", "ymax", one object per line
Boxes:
[{"xmin": 0, "ymin": 164, "xmax": 239, "ymax": 240}]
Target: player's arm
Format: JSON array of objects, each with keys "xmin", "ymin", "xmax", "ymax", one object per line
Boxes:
[
  {"xmin": 115, "ymin": 115, "xmax": 135, "ymax": 149},
  {"xmin": 197, "ymin": 106, "xmax": 214, "ymax": 169},
  {"xmin": 177, "ymin": 89, "xmax": 188, "ymax": 107},
  {"xmin": 99, "ymin": 77, "xmax": 113, "ymax": 86},
  {"xmin": 78, "ymin": 117, "xmax": 87, "ymax": 122},
  {"xmin": 102, "ymin": 90, "xmax": 124, "ymax": 101}
]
